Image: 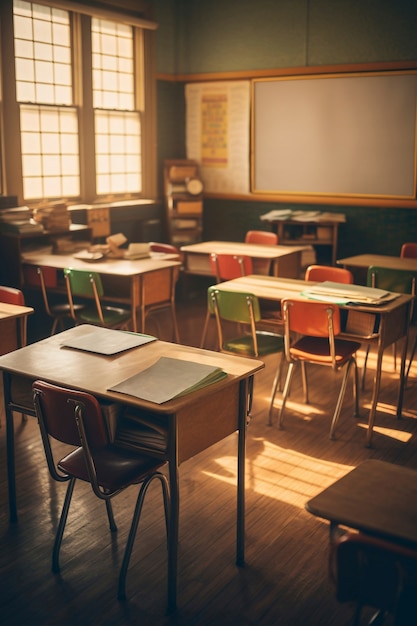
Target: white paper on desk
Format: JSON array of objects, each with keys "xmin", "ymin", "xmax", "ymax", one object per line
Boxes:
[
  {"xmin": 301, "ymin": 281, "xmax": 398, "ymax": 305},
  {"xmin": 109, "ymin": 357, "xmax": 227, "ymax": 404},
  {"xmin": 60, "ymin": 327, "xmax": 156, "ymax": 355}
]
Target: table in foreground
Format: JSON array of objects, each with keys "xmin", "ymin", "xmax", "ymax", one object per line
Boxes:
[
  {"xmin": 305, "ymin": 459, "xmax": 417, "ymax": 547},
  {"xmin": 0, "ymin": 325, "xmax": 263, "ymax": 611},
  {"xmin": 0, "ymin": 302, "xmax": 34, "ymax": 354},
  {"xmin": 210, "ymin": 274, "xmax": 414, "ymax": 446}
]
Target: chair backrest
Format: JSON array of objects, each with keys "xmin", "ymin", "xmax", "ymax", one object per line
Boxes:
[
  {"xmin": 305, "ymin": 265, "xmax": 354, "ymax": 284},
  {"xmin": 209, "ymin": 288, "xmax": 260, "ymax": 355},
  {"xmin": 0, "ymin": 285, "xmax": 25, "ymax": 306},
  {"xmin": 209, "ymin": 253, "xmax": 253, "ymax": 282},
  {"xmin": 64, "ymin": 268, "xmax": 105, "ymax": 323},
  {"xmin": 149, "ymin": 241, "xmax": 181, "ymax": 257},
  {"xmin": 245, "ymin": 230, "xmax": 278, "ymax": 245},
  {"xmin": 400, "ymin": 242, "xmax": 417, "ymax": 259},
  {"xmin": 32, "ymin": 380, "xmax": 109, "ymax": 490},
  {"xmin": 23, "ymin": 266, "xmax": 58, "ymax": 317},
  {"xmin": 331, "ymin": 531, "xmax": 417, "ymax": 622},
  {"xmin": 367, "ymin": 265, "xmax": 416, "ymax": 295}
]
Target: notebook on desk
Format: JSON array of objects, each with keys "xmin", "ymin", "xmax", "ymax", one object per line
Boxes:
[
  {"xmin": 301, "ymin": 281, "xmax": 399, "ymax": 305},
  {"xmin": 60, "ymin": 326, "xmax": 156, "ymax": 355}
]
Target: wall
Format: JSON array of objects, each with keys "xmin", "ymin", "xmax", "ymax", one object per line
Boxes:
[{"xmin": 151, "ymin": 0, "xmax": 417, "ymax": 257}]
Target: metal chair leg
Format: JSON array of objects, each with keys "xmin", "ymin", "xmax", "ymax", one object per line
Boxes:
[{"xmin": 52, "ymin": 478, "xmax": 76, "ymax": 573}]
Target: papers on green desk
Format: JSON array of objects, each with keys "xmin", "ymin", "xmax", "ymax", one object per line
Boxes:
[
  {"xmin": 109, "ymin": 356, "xmax": 227, "ymax": 403},
  {"xmin": 60, "ymin": 326, "xmax": 157, "ymax": 355},
  {"xmin": 301, "ymin": 281, "xmax": 399, "ymax": 305}
]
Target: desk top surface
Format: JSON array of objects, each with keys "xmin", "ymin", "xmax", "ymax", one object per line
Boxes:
[
  {"xmin": 0, "ymin": 302, "xmax": 34, "ymax": 320},
  {"xmin": 22, "ymin": 251, "xmax": 181, "ymax": 276},
  {"xmin": 337, "ymin": 254, "xmax": 417, "ymax": 271},
  {"xmin": 180, "ymin": 241, "xmax": 309, "ymax": 259},
  {"xmin": 212, "ymin": 274, "xmax": 413, "ymax": 313},
  {"xmin": 306, "ymin": 459, "xmax": 417, "ymax": 546},
  {"xmin": 0, "ymin": 325, "xmax": 263, "ymax": 413}
]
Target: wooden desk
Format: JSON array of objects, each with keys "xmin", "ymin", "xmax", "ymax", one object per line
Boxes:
[
  {"xmin": 0, "ymin": 325, "xmax": 263, "ymax": 611},
  {"xmin": 210, "ymin": 274, "xmax": 414, "ymax": 446},
  {"xmin": 306, "ymin": 459, "xmax": 417, "ymax": 547},
  {"xmin": 22, "ymin": 251, "xmax": 181, "ymax": 335},
  {"xmin": 0, "ymin": 302, "xmax": 34, "ymax": 354},
  {"xmin": 180, "ymin": 241, "xmax": 309, "ymax": 278},
  {"xmin": 337, "ymin": 254, "xmax": 417, "ymax": 284}
]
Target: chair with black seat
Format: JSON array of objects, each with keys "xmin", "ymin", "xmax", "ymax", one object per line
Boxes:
[
  {"xmin": 208, "ymin": 287, "xmax": 284, "ymax": 415},
  {"xmin": 329, "ymin": 531, "xmax": 417, "ymax": 626},
  {"xmin": 32, "ymin": 380, "xmax": 170, "ymax": 600},
  {"xmin": 361, "ymin": 266, "xmax": 416, "ymax": 389},
  {"xmin": 64, "ymin": 268, "xmax": 133, "ymax": 330},
  {"xmin": 271, "ymin": 297, "xmax": 361, "ymax": 438},
  {"xmin": 305, "ymin": 264, "xmax": 354, "ymax": 284},
  {"xmin": 200, "ymin": 252, "xmax": 254, "ymax": 348}
]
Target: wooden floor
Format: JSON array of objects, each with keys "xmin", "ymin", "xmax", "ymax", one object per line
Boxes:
[{"xmin": 1, "ymin": 280, "xmax": 417, "ymax": 626}]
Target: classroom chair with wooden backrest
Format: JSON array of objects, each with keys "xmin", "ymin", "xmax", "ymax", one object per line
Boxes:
[
  {"xmin": 200, "ymin": 253, "xmax": 253, "ymax": 348},
  {"xmin": 64, "ymin": 268, "xmax": 133, "ymax": 330},
  {"xmin": 361, "ymin": 266, "xmax": 416, "ymax": 389},
  {"xmin": 32, "ymin": 380, "xmax": 170, "ymax": 601},
  {"xmin": 245, "ymin": 230, "xmax": 278, "ymax": 275},
  {"xmin": 140, "ymin": 263, "xmax": 180, "ymax": 342},
  {"xmin": 271, "ymin": 298, "xmax": 361, "ymax": 439},
  {"xmin": 305, "ymin": 264, "xmax": 354, "ymax": 284},
  {"xmin": 208, "ymin": 287, "xmax": 284, "ymax": 417}
]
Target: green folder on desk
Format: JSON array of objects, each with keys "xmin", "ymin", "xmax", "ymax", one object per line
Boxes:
[{"xmin": 109, "ymin": 356, "xmax": 227, "ymax": 403}]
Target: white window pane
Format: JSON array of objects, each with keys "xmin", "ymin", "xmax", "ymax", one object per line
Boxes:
[
  {"xmin": 14, "ymin": 15, "xmax": 33, "ymax": 39},
  {"xmin": 52, "ymin": 24, "xmax": 69, "ymax": 46},
  {"xmin": 14, "ymin": 1, "xmax": 32, "ymax": 18},
  {"xmin": 101, "ymin": 34, "xmax": 116, "ymax": 55},
  {"xmin": 109, "ymin": 154, "xmax": 124, "ymax": 173},
  {"xmin": 54, "ymin": 45, "xmax": 70, "ymax": 65},
  {"xmin": 95, "ymin": 135, "xmax": 109, "ymax": 153},
  {"xmin": 96, "ymin": 155, "xmax": 109, "ymax": 173},
  {"xmin": 62, "ymin": 176, "xmax": 79, "ymax": 197},
  {"xmin": 16, "ymin": 57, "xmax": 35, "ymax": 82},
  {"xmin": 17, "ymin": 82, "xmax": 36, "ymax": 102},
  {"xmin": 126, "ymin": 135, "xmax": 139, "ymax": 154},
  {"xmin": 97, "ymin": 174, "xmax": 110, "ymax": 195},
  {"xmin": 111, "ymin": 174, "xmax": 124, "ymax": 193},
  {"xmin": 94, "ymin": 114, "xmax": 108, "ymax": 133},
  {"xmin": 110, "ymin": 136, "xmax": 124, "ymax": 154},
  {"xmin": 33, "ymin": 19, "xmax": 52, "ymax": 44},
  {"xmin": 22, "ymin": 154, "xmax": 42, "ymax": 176},
  {"xmin": 118, "ymin": 93, "xmax": 134, "ymax": 110},
  {"xmin": 127, "ymin": 155, "xmax": 140, "ymax": 171},
  {"xmin": 21, "ymin": 106, "xmax": 40, "ymax": 130},
  {"xmin": 44, "ymin": 176, "xmax": 62, "ymax": 196},
  {"xmin": 40, "ymin": 109, "xmax": 59, "ymax": 131},
  {"xmin": 35, "ymin": 59, "xmax": 53, "ymax": 82},
  {"xmin": 36, "ymin": 83, "xmax": 54, "ymax": 103},
  {"xmin": 41, "ymin": 133, "xmax": 60, "ymax": 153},
  {"xmin": 51, "ymin": 8, "xmax": 68, "ymax": 25},
  {"xmin": 59, "ymin": 109, "xmax": 77, "ymax": 129},
  {"xmin": 62, "ymin": 134, "xmax": 79, "ymax": 155},
  {"xmin": 14, "ymin": 38, "xmax": 33, "ymax": 58},
  {"xmin": 108, "ymin": 114, "xmax": 124, "ymax": 134},
  {"xmin": 104, "ymin": 92, "xmax": 118, "ymax": 109},
  {"xmin": 21, "ymin": 132, "xmax": 41, "ymax": 154},
  {"xmin": 54, "ymin": 85, "xmax": 72, "ymax": 105},
  {"xmin": 54, "ymin": 64, "xmax": 71, "ymax": 87},
  {"xmin": 24, "ymin": 177, "xmax": 44, "ymax": 199},
  {"xmin": 126, "ymin": 173, "xmax": 141, "ymax": 192},
  {"xmin": 118, "ymin": 37, "xmax": 132, "ymax": 58},
  {"xmin": 34, "ymin": 41, "xmax": 52, "ymax": 61},
  {"xmin": 61, "ymin": 155, "xmax": 79, "ymax": 175},
  {"xmin": 43, "ymin": 154, "xmax": 60, "ymax": 175},
  {"xmin": 102, "ymin": 55, "xmax": 117, "ymax": 72}
]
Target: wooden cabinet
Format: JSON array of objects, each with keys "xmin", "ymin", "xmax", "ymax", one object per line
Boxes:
[{"xmin": 163, "ymin": 159, "xmax": 204, "ymax": 246}]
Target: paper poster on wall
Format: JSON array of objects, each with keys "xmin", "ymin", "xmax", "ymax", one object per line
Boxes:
[{"xmin": 186, "ymin": 81, "xmax": 250, "ymax": 193}]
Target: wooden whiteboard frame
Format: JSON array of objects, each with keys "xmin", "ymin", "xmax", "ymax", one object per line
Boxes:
[{"xmin": 251, "ymin": 71, "xmax": 417, "ymax": 202}]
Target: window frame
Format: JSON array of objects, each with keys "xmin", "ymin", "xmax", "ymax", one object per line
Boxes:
[{"xmin": 0, "ymin": 0, "xmax": 157, "ymax": 206}]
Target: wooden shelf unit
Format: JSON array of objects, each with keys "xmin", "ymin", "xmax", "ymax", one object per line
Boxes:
[{"xmin": 163, "ymin": 159, "xmax": 204, "ymax": 246}]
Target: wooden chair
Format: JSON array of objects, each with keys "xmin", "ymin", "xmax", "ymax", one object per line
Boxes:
[
  {"xmin": 209, "ymin": 287, "xmax": 284, "ymax": 416},
  {"xmin": 271, "ymin": 298, "xmax": 361, "ymax": 438},
  {"xmin": 140, "ymin": 264, "xmax": 181, "ymax": 342},
  {"xmin": 32, "ymin": 380, "xmax": 170, "ymax": 601},
  {"xmin": 361, "ymin": 266, "xmax": 416, "ymax": 389},
  {"xmin": 305, "ymin": 264, "xmax": 354, "ymax": 284},
  {"xmin": 64, "ymin": 268, "xmax": 133, "ymax": 330},
  {"xmin": 200, "ymin": 253, "xmax": 253, "ymax": 348},
  {"xmin": 330, "ymin": 531, "xmax": 417, "ymax": 626},
  {"xmin": 0, "ymin": 285, "xmax": 27, "ymax": 347}
]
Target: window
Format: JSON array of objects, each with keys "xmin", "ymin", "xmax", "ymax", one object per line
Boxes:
[{"xmin": 2, "ymin": 0, "xmax": 155, "ymax": 204}]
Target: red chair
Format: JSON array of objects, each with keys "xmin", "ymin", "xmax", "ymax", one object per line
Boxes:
[
  {"xmin": 149, "ymin": 241, "xmax": 181, "ymax": 257},
  {"xmin": 400, "ymin": 242, "xmax": 417, "ymax": 259},
  {"xmin": 305, "ymin": 264, "xmax": 354, "ymax": 284},
  {"xmin": 200, "ymin": 253, "xmax": 253, "ymax": 347},
  {"xmin": 245, "ymin": 230, "xmax": 278, "ymax": 245},
  {"xmin": 32, "ymin": 380, "xmax": 170, "ymax": 600},
  {"xmin": 270, "ymin": 298, "xmax": 361, "ymax": 438},
  {"xmin": 0, "ymin": 285, "xmax": 27, "ymax": 347}
]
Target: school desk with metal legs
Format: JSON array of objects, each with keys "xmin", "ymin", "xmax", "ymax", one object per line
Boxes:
[
  {"xmin": 0, "ymin": 325, "xmax": 263, "ymax": 611},
  {"xmin": 208, "ymin": 274, "xmax": 414, "ymax": 447}
]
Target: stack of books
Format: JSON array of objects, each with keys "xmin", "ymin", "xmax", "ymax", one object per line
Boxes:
[
  {"xmin": 33, "ymin": 203, "xmax": 71, "ymax": 231},
  {"xmin": 0, "ymin": 205, "xmax": 44, "ymax": 233}
]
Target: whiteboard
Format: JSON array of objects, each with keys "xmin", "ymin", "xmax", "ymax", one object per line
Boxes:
[{"xmin": 252, "ymin": 72, "xmax": 417, "ymax": 199}]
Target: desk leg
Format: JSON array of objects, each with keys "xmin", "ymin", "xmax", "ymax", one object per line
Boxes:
[
  {"xmin": 167, "ymin": 428, "xmax": 179, "ymax": 613},
  {"xmin": 366, "ymin": 342, "xmax": 384, "ymax": 448},
  {"xmin": 396, "ymin": 326, "xmax": 409, "ymax": 419},
  {"xmin": 4, "ymin": 373, "xmax": 17, "ymax": 522},
  {"xmin": 236, "ymin": 378, "xmax": 249, "ymax": 567}
]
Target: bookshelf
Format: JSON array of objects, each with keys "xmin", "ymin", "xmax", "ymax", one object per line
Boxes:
[{"xmin": 163, "ymin": 159, "xmax": 204, "ymax": 246}]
